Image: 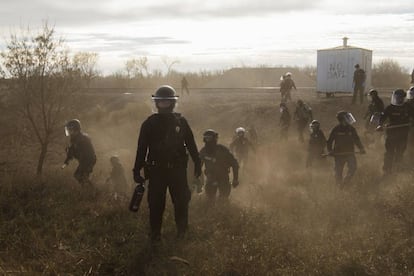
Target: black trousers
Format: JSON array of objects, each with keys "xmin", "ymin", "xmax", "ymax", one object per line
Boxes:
[
  {"xmin": 383, "ymin": 132, "xmax": 408, "ymax": 173},
  {"xmin": 74, "ymin": 162, "xmax": 95, "ymax": 184},
  {"xmin": 204, "ymin": 176, "xmax": 231, "ymax": 201},
  {"xmin": 352, "ymin": 85, "xmax": 365, "ymax": 104},
  {"xmin": 147, "ymin": 167, "xmax": 191, "ymax": 238},
  {"xmin": 334, "ymin": 155, "xmax": 357, "ymax": 186}
]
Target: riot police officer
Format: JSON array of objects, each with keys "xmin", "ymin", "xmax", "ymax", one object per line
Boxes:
[
  {"xmin": 279, "ymin": 102, "xmax": 291, "ymax": 141},
  {"xmin": 327, "ymin": 111, "xmax": 366, "ymax": 187},
  {"xmin": 133, "ymin": 85, "xmax": 201, "ymax": 241},
  {"xmin": 377, "ymin": 89, "xmax": 411, "ymax": 175},
  {"xmin": 364, "ymin": 89, "xmax": 384, "ymax": 129},
  {"xmin": 62, "ymin": 119, "xmax": 96, "ymax": 185},
  {"xmin": 199, "ymin": 129, "xmax": 239, "ymax": 203},
  {"xmin": 294, "ymin": 100, "xmax": 313, "ymax": 143},
  {"xmin": 306, "ymin": 120, "xmax": 327, "ymax": 168},
  {"xmin": 230, "ymin": 127, "xmax": 254, "ymax": 170}
]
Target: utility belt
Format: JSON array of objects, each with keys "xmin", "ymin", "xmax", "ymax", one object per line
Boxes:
[{"xmin": 147, "ymin": 160, "xmax": 187, "ymax": 169}]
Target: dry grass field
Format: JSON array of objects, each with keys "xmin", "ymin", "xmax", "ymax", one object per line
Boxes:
[{"xmin": 1, "ymin": 88, "xmax": 414, "ymax": 275}]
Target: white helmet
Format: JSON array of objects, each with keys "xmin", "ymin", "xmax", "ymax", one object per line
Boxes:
[
  {"xmin": 285, "ymin": 72, "xmax": 292, "ymax": 78},
  {"xmin": 235, "ymin": 127, "xmax": 246, "ymax": 136}
]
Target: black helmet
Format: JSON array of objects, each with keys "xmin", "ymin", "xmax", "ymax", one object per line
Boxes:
[
  {"xmin": 368, "ymin": 89, "xmax": 378, "ymax": 97},
  {"xmin": 203, "ymin": 129, "xmax": 218, "ymax": 143},
  {"xmin": 65, "ymin": 119, "xmax": 81, "ymax": 136},
  {"xmin": 355, "ymin": 64, "xmax": 360, "ymax": 68},
  {"xmin": 391, "ymin": 89, "xmax": 406, "ymax": 106},
  {"xmin": 297, "ymin": 99, "xmax": 304, "ymax": 106},
  {"xmin": 280, "ymin": 102, "xmax": 287, "ymax": 108},
  {"xmin": 152, "ymin": 85, "xmax": 179, "ymax": 100}
]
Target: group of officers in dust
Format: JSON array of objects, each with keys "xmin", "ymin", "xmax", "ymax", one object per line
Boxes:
[{"xmin": 61, "ymin": 79, "xmax": 414, "ymax": 242}]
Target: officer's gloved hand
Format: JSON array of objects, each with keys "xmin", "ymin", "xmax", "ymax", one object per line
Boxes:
[
  {"xmin": 376, "ymin": 125, "xmax": 384, "ymax": 132},
  {"xmin": 232, "ymin": 179, "xmax": 239, "ymax": 188},
  {"xmin": 133, "ymin": 169, "xmax": 145, "ymax": 184},
  {"xmin": 194, "ymin": 162, "xmax": 202, "ymax": 178},
  {"xmin": 61, "ymin": 164, "xmax": 67, "ymax": 169}
]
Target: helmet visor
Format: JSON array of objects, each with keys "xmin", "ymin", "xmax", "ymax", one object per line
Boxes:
[
  {"xmin": 343, "ymin": 112, "xmax": 356, "ymax": 125},
  {"xmin": 407, "ymin": 88, "xmax": 414, "ymax": 100},
  {"xmin": 391, "ymin": 94, "xmax": 405, "ymax": 106}
]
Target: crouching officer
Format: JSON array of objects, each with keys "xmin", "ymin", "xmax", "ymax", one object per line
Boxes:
[
  {"xmin": 62, "ymin": 119, "xmax": 96, "ymax": 185},
  {"xmin": 327, "ymin": 111, "xmax": 366, "ymax": 187},
  {"xmin": 306, "ymin": 120, "xmax": 326, "ymax": 168},
  {"xmin": 200, "ymin": 129, "xmax": 239, "ymax": 204},
  {"xmin": 133, "ymin": 85, "xmax": 201, "ymax": 241},
  {"xmin": 376, "ymin": 89, "xmax": 411, "ymax": 175}
]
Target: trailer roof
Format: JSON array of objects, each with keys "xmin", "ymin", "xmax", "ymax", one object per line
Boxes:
[{"xmin": 318, "ymin": 45, "xmax": 372, "ymax": 52}]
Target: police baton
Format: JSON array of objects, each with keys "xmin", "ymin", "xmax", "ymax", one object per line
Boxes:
[{"xmin": 376, "ymin": 123, "xmax": 411, "ymax": 131}]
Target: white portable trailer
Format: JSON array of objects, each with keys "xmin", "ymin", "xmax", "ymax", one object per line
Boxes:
[{"xmin": 317, "ymin": 38, "xmax": 372, "ymax": 96}]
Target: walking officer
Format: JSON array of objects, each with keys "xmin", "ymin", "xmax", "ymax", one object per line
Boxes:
[
  {"xmin": 306, "ymin": 120, "xmax": 327, "ymax": 168},
  {"xmin": 376, "ymin": 89, "xmax": 411, "ymax": 175},
  {"xmin": 327, "ymin": 111, "xmax": 366, "ymax": 187},
  {"xmin": 199, "ymin": 129, "xmax": 239, "ymax": 204},
  {"xmin": 133, "ymin": 85, "xmax": 201, "ymax": 241}
]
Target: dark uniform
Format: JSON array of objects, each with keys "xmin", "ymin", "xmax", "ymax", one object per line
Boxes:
[
  {"xmin": 406, "ymin": 87, "xmax": 414, "ymax": 160},
  {"xmin": 279, "ymin": 103, "xmax": 291, "ymax": 140},
  {"xmin": 379, "ymin": 98, "xmax": 411, "ymax": 174},
  {"xmin": 133, "ymin": 85, "xmax": 201, "ymax": 241},
  {"xmin": 200, "ymin": 144, "xmax": 239, "ymax": 201},
  {"xmin": 364, "ymin": 91, "xmax": 384, "ymax": 129},
  {"xmin": 230, "ymin": 129, "xmax": 254, "ymax": 169},
  {"xmin": 352, "ymin": 64, "xmax": 366, "ymax": 104},
  {"xmin": 327, "ymin": 113, "xmax": 365, "ymax": 186},
  {"xmin": 64, "ymin": 131, "xmax": 96, "ymax": 184},
  {"xmin": 294, "ymin": 100, "xmax": 313, "ymax": 143},
  {"xmin": 107, "ymin": 156, "xmax": 129, "ymax": 195},
  {"xmin": 307, "ymin": 125, "xmax": 326, "ymax": 168},
  {"xmin": 280, "ymin": 74, "xmax": 296, "ymax": 102}
]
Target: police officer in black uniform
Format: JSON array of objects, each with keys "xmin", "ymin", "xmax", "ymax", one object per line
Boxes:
[
  {"xmin": 62, "ymin": 119, "xmax": 96, "ymax": 185},
  {"xmin": 377, "ymin": 89, "xmax": 411, "ymax": 175},
  {"xmin": 364, "ymin": 89, "xmax": 384, "ymax": 129},
  {"xmin": 327, "ymin": 111, "xmax": 366, "ymax": 187},
  {"xmin": 294, "ymin": 99, "xmax": 313, "ymax": 143},
  {"xmin": 279, "ymin": 102, "xmax": 291, "ymax": 141},
  {"xmin": 199, "ymin": 129, "xmax": 239, "ymax": 203},
  {"xmin": 133, "ymin": 85, "xmax": 201, "ymax": 241},
  {"xmin": 352, "ymin": 64, "xmax": 366, "ymax": 104},
  {"xmin": 306, "ymin": 120, "xmax": 327, "ymax": 168},
  {"xmin": 230, "ymin": 127, "xmax": 254, "ymax": 170}
]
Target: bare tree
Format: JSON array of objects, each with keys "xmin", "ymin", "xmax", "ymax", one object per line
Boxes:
[
  {"xmin": 124, "ymin": 56, "xmax": 150, "ymax": 79},
  {"xmin": 73, "ymin": 52, "xmax": 99, "ymax": 89},
  {"xmin": 161, "ymin": 56, "xmax": 180, "ymax": 76},
  {"xmin": 0, "ymin": 23, "xmax": 80, "ymax": 175},
  {"xmin": 372, "ymin": 59, "xmax": 410, "ymax": 88}
]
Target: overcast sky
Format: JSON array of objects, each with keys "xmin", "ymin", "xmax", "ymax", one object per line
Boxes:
[{"xmin": 1, "ymin": 0, "xmax": 413, "ymax": 75}]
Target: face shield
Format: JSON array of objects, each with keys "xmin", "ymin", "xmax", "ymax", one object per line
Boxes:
[
  {"xmin": 343, "ymin": 112, "xmax": 357, "ymax": 125},
  {"xmin": 391, "ymin": 93, "xmax": 405, "ymax": 106},
  {"xmin": 152, "ymin": 99, "xmax": 177, "ymax": 113},
  {"xmin": 407, "ymin": 87, "xmax": 414, "ymax": 100}
]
